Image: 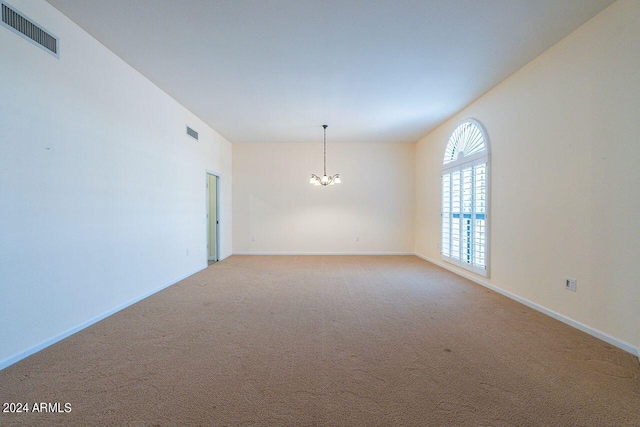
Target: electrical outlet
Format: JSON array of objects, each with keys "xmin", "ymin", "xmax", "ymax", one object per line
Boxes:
[
  {"xmin": 186, "ymin": 249, "xmax": 190, "ymax": 256},
  {"xmin": 565, "ymin": 277, "xmax": 577, "ymax": 292},
  {"xmin": 251, "ymin": 236, "xmax": 255, "ymax": 242},
  {"xmin": 355, "ymin": 236, "xmax": 360, "ymax": 242}
]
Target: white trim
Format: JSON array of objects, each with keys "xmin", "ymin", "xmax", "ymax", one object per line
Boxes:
[
  {"xmin": 205, "ymin": 171, "xmax": 220, "ymax": 262},
  {"xmin": 415, "ymin": 252, "xmax": 640, "ymax": 359},
  {"xmin": 442, "ymin": 150, "xmax": 487, "ymax": 171},
  {"xmin": 233, "ymin": 252, "xmax": 416, "ymax": 256},
  {"xmin": 0, "ymin": 266, "xmax": 206, "ymax": 371},
  {"xmin": 442, "ymin": 251, "xmax": 489, "ymax": 277}
]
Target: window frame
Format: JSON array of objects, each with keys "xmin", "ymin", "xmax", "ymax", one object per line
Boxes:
[{"xmin": 441, "ymin": 119, "xmax": 491, "ymax": 278}]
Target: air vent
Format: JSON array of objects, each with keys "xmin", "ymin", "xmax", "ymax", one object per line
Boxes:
[
  {"xmin": 186, "ymin": 126, "xmax": 199, "ymax": 140},
  {"xmin": 1, "ymin": 2, "xmax": 59, "ymax": 58}
]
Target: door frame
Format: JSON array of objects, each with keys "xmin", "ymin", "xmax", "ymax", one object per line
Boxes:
[{"xmin": 206, "ymin": 171, "xmax": 220, "ymax": 262}]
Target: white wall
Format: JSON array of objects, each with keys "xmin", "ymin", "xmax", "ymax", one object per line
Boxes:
[
  {"xmin": 233, "ymin": 142, "xmax": 414, "ymax": 254},
  {"xmin": 415, "ymin": 0, "xmax": 640, "ymax": 352},
  {"xmin": 0, "ymin": 0, "xmax": 232, "ymax": 367}
]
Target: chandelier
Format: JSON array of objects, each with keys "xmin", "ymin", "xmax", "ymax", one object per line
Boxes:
[{"xmin": 310, "ymin": 125, "xmax": 341, "ymax": 186}]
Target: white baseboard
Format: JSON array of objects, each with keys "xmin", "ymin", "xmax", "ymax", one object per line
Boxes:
[
  {"xmin": 414, "ymin": 252, "xmax": 640, "ymax": 360},
  {"xmin": 232, "ymin": 252, "xmax": 415, "ymax": 256},
  {"xmin": 0, "ymin": 265, "xmax": 207, "ymax": 371}
]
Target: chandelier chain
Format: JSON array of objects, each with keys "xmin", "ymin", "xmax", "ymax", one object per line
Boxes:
[
  {"xmin": 309, "ymin": 124, "xmax": 340, "ymax": 186},
  {"xmin": 323, "ymin": 125, "xmax": 327, "ymax": 176}
]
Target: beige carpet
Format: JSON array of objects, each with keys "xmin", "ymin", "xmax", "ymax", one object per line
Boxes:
[{"xmin": 1, "ymin": 255, "xmax": 639, "ymax": 426}]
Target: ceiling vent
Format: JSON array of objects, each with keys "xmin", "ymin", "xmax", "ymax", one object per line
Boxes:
[
  {"xmin": 1, "ymin": 2, "xmax": 59, "ymax": 58},
  {"xmin": 186, "ymin": 126, "xmax": 199, "ymax": 140}
]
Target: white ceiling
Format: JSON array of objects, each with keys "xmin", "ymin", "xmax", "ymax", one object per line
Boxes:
[{"xmin": 46, "ymin": 0, "xmax": 615, "ymax": 144}]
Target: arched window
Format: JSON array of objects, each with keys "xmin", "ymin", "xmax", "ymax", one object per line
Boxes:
[{"xmin": 441, "ymin": 119, "xmax": 490, "ymax": 277}]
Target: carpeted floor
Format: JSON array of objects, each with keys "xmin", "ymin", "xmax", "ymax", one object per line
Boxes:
[{"xmin": 1, "ymin": 255, "xmax": 639, "ymax": 426}]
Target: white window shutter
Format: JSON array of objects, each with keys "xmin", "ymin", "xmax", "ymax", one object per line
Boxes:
[{"xmin": 441, "ymin": 120, "xmax": 489, "ymax": 277}]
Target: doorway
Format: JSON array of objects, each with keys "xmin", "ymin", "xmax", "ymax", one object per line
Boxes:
[{"xmin": 207, "ymin": 173, "xmax": 219, "ymax": 264}]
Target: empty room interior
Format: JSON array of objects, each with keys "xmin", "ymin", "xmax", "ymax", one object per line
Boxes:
[{"xmin": 1, "ymin": 0, "xmax": 639, "ymax": 425}]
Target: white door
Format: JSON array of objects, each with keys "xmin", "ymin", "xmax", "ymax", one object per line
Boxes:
[{"xmin": 207, "ymin": 174, "xmax": 218, "ymax": 262}]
